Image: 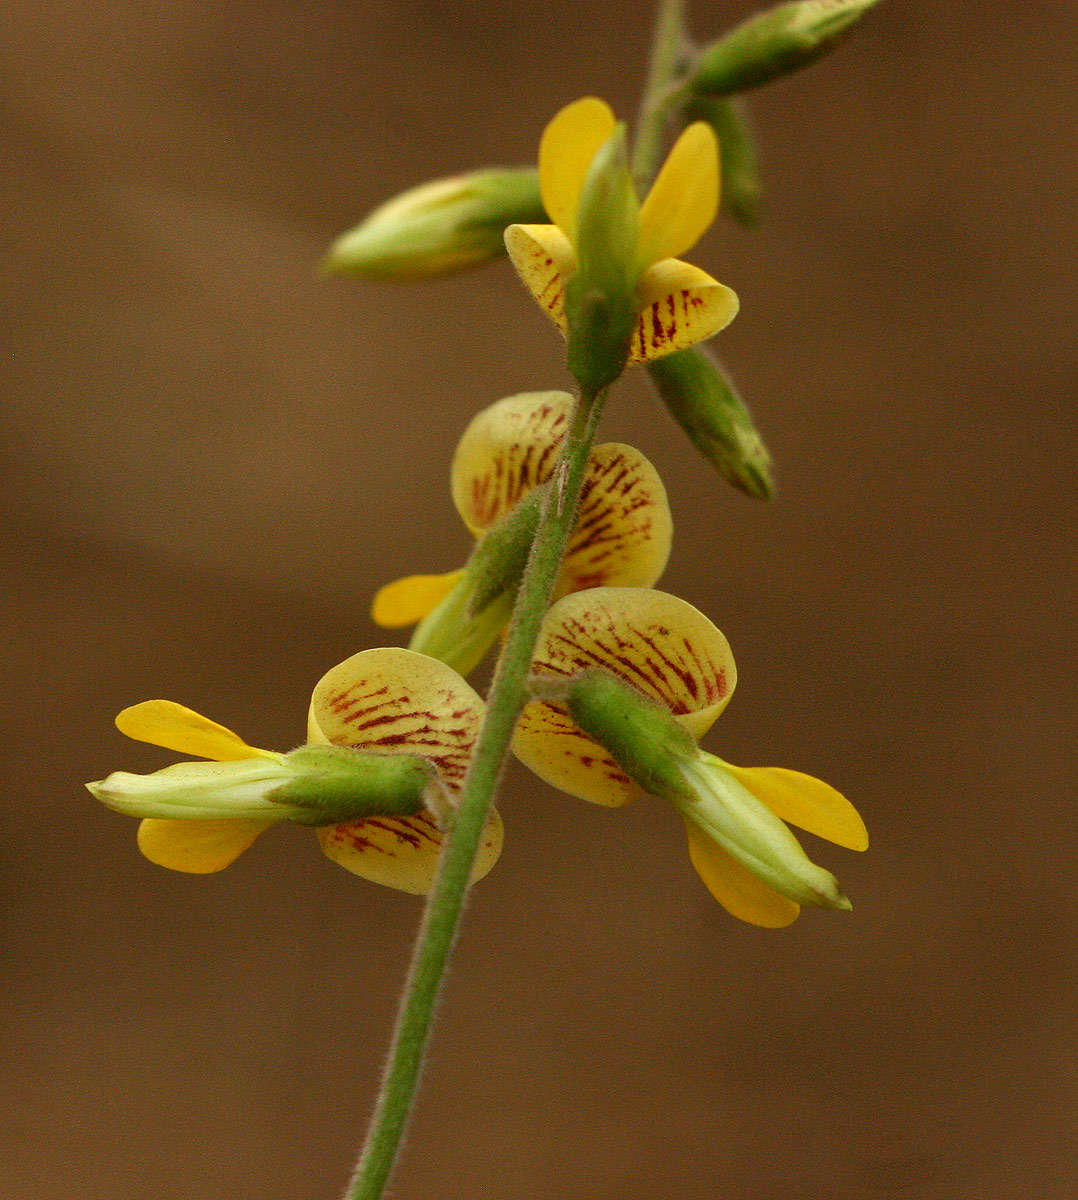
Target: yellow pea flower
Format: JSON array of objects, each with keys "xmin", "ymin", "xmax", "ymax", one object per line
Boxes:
[
  {"xmin": 372, "ymin": 391, "xmax": 673, "ymax": 671},
  {"xmin": 505, "ymin": 97, "xmax": 739, "ymax": 365},
  {"xmin": 513, "ymin": 588, "xmax": 867, "ymax": 928},
  {"xmin": 93, "ymin": 649, "xmax": 503, "ymax": 894}
]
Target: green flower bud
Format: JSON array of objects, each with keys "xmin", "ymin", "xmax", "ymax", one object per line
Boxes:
[
  {"xmin": 566, "ymin": 125, "xmax": 641, "ymax": 391},
  {"xmin": 87, "ymin": 744, "xmax": 434, "ymax": 826},
  {"xmin": 685, "ymin": 96, "xmax": 763, "ymax": 227},
  {"xmin": 647, "ymin": 346, "xmax": 774, "ymax": 500},
  {"xmin": 321, "ymin": 167, "xmax": 545, "ymax": 281},
  {"xmin": 690, "ymin": 0, "xmax": 882, "ymax": 97}
]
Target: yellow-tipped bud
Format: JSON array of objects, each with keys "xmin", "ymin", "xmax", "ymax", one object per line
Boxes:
[
  {"xmin": 691, "ymin": 0, "xmax": 882, "ymax": 97},
  {"xmin": 322, "ymin": 167, "xmax": 545, "ymax": 281}
]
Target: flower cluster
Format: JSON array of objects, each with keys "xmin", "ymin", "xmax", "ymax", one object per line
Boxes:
[{"xmin": 89, "ymin": 96, "xmax": 866, "ymax": 928}]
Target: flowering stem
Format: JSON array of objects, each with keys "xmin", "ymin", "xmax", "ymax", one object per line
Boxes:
[
  {"xmin": 344, "ymin": 385, "xmax": 607, "ymax": 1200},
  {"xmin": 631, "ymin": 0, "xmax": 692, "ymax": 192}
]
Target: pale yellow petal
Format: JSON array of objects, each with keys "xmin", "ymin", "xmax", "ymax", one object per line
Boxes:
[
  {"xmin": 513, "ymin": 587, "xmax": 736, "ymax": 806},
  {"xmin": 371, "ymin": 570, "xmax": 464, "ymax": 628},
  {"xmin": 638, "ymin": 122, "xmax": 720, "ymax": 267},
  {"xmin": 316, "ymin": 807, "xmax": 503, "ymax": 895},
  {"xmin": 538, "ymin": 96, "xmax": 617, "ymax": 240},
  {"xmin": 504, "ymin": 224, "xmax": 574, "ymax": 341},
  {"xmin": 724, "ymin": 764, "xmax": 869, "ymax": 851},
  {"xmin": 558, "ymin": 442, "xmax": 672, "ymax": 595},
  {"xmin": 308, "ymin": 647, "xmax": 484, "ymax": 794},
  {"xmin": 450, "ymin": 389, "xmax": 574, "ymax": 535},
  {"xmin": 137, "ymin": 816, "xmax": 273, "ymax": 873},
  {"xmin": 629, "ymin": 258, "xmax": 739, "ymax": 363},
  {"xmin": 684, "ymin": 818, "xmax": 801, "ymax": 928},
  {"xmin": 116, "ymin": 700, "xmax": 277, "ymax": 762}
]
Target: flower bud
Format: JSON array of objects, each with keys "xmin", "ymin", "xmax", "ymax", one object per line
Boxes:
[
  {"xmin": 565, "ymin": 125, "xmax": 641, "ymax": 390},
  {"xmin": 87, "ymin": 744, "xmax": 434, "ymax": 826},
  {"xmin": 685, "ymin": 96, "xmax": 763, "ymax": 227},
  {"xmin": 690, "ymin": 0, "xmax": 882, "ymax": 97},
  {"xmin": 647, "ymin": 346, "xmax": 774, "ymax": 500},
  {"xmin": 322, "ymin": 167, "xmax": 545, "ymax": 281}
]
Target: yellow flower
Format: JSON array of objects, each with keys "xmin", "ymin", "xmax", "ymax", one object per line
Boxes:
[
  {"xmin": 100, "ymin": 648, "xmax": 503, "ymax": 893},
  {"xmin": 505, "ymin": 97, "xmax": 739, "ymax": 364},
  {"xmin": 372, "ymin": 392, "xmax": 672, "ymax": 660},
  {"xmin": 513, "ymin": 588, "xmax": 867, "ymax": 928}
]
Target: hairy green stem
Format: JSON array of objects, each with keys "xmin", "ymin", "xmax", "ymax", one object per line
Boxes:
[
  {"xmin": 344, "ymin": 4, "xmax": 691, "ymax": 1195},
  {"xmin": 344, "ymin": 387, "xmax": 606, "ymax": 1200},
  {"xmin": 631, "ymin": 0, "xmax": 692, "ymax": 192}
]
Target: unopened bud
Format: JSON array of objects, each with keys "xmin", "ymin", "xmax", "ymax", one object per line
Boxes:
[
  {"xmin": 322, "ymin": 167, "xmax": 545, "ymax": 281},
  {"xmin": 566, "ymin": 125, "xmax": 641, "ymax": 390},
  {"xmin": 691, "ymin": 0, "xmax": 882, "ymax": 97},
  {"xmin": 647, "ymin": 346, "xmax": 774, "ymax": 500}
]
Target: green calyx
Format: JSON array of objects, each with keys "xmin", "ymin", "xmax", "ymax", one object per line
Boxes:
[
  {"xmin": 536, "ymin": 668, "xmax": 700, "ymax": 801},
  {"xmin": 566, "ymin": 125, "xmax": 641, "ymax": 391},
  {"xmin": 272, "ymin": 745, "xmax": 434, "ymax": 825},
  {"xmin": 647, "ymin": 345, "xmax": 774, "ymax": 500},
  {"xmin": 685, "ymin": 95, "xmax": 763, "ymax": 227},
  {"xmin": 690, "ymin": 0, "xmax": 882, "ymax": 98}
]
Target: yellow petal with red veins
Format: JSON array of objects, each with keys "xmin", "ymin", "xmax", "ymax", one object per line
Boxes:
[
  {"xmin": 371, "ymin": 570, "xmax": 464, "ymax": 628},
  {"xmin": 684, "ymin": 818, "xmax": 801, "ymax": 928},
  {"xmin": 513, "ymin": 588, "xmax": 736, "ymax": 806},
  {"xmin": 637, "ymin": 122, "xmax": 720, "ymax": 268},
  {"xmin": 558, "ymin": 442, "xmax": 672, "ymax": 595},
  {"xmin": 308, "ymin": 647, "xmax": 484, "ymax": 793},
  {"xmin": 504, "ymin": 224, "xmax": 575, "ymax": 342},
  {"xmin": 137, "ymin": 816, "xmax": 273, "ymax": 873},
  {"xmin": 450, "ymin": 390, "xmax": 574, "ymax": 535},
  {"xmin": 537, "ymin": 96, "xmax": 617, "ymax": 240},
  {"xmin": 116, "ymin": 700, "xmax": 277, "ymax": 762},
  {"xmin": 724, "ymin": 764, "xmax": 869, "ymax": 851},
  {"xmin": 629, "ymin": 258, "xmax": 740, "ymax": 364},
  {"xmin": 316, "ymin": 807, "xmax": 504, "ymax": 895}
]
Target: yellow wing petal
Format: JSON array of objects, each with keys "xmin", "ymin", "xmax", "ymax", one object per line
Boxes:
[
  {"xmin": 684, "ymin": 818, "xmax": 801, "ymax": 928},
  {"xmin": 115, "ymin": 700, "xmax": 276, "ymax": 762},
  {"xmin": 513, "ymin": 587, "xmax": 736, "ymax": 806},
  {"xmin": 538, "ymin": 96, "xmax": 617, "ymax": 240},
  {"xmin": 637, "ymin": 122, "xmax": 720, "ymax": 268},
  {"xmin": 371, "ymin": 570, "xmax": 464, "ymax": 628},
  {"xmin": 317, "ymin": 808, "xmax": 503, "ymax": 895},
  {"xmin": 137, "ymin": 817, "xmax": 273, "ymax": 873},
  {"xmin": 450, "ymin": 390, "xmax": 574, "ymax": 535},
  {"xmin": 629, "ymin": 258, "xmax": 739, "ymax": 363},
  {"xmin": 308, "ymin": 647, "xmax": 484, "ymax": 795},
  {"xmin": 558, "ymin": 442, "xmax": 672, "ymax": 594},
  {"xmin": 724, "ymin": 764, "xmax": 869, "ymax": 851},
  {"xmin": 504, "ymin": 223, "xmax": 575, "ymax": 340}
]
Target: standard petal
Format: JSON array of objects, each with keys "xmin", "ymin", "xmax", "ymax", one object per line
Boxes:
[
  {"xmin": 450, "ymin": 390, "xmax": 574, "ymax": 535},
  {"xmin": 513, "ymin": 587, "xmax": 736, "ymax": 806},
  {"xmin": 629, "ymin": 258, "xmax": 739, "ymax": 363},
  {"xmin": 538, "ymin": 96, "xmax": 617, "ymax": 239},
  {"xmin": 504, "ymin": 224, "xmax": 575, "ymax": 341},
  {"xmin": 684, "ymin": 818, "xmax": 801, "ymax": 927},
  {"xmin": 558, "ymin": 442, "xmax": 672, "ymax": 594},
  {"xmin": 371, "ymin": 570, "xmax": 465, "ymax": 628},
  {"xmin": 137, "ymin": 816, "xmax": 273, "ymax": 873},
  {"xmin": 316, "ymin": 807, "xmax": 503, "ymax": 895},
  {"xmin": 308, "ymin": 647, "xmax": 484, "ymax": 795},
  {"xmin": 115, "ymin": 700, "xmax": 277, "ymax": 762},
  {"xmin": 724, "ymin": 764, "xmax": 869, "ymax": 851},
  {"xmin": 637, "ymin": 122, "xmax": 720, "ymax": 267}
]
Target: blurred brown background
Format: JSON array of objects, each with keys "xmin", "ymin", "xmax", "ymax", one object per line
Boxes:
[{"xmin": 3, "ymin": 2, "xmax": 1074, "ymax": 1197}]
